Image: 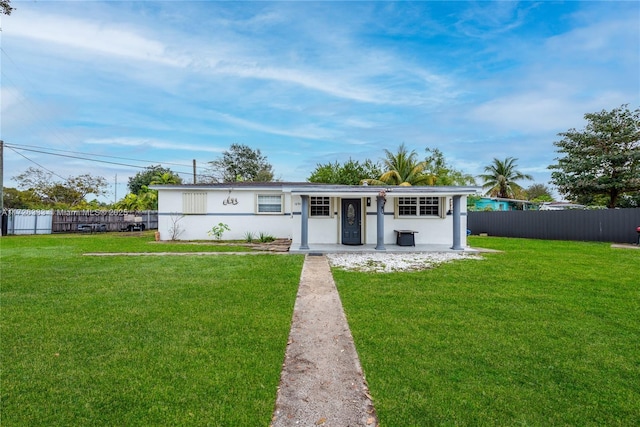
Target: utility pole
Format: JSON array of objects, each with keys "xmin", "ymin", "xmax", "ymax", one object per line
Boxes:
[
  {"xmin": 0, "ymin": 140, "xmax": 4, "ymax": 213},
  {"xmin": 193, "ymin": 159, "xmax": 196, "ymax": 184},
  {"xmin": 114, "ymin": 174, "xmax": 118, "ymax": 204}
]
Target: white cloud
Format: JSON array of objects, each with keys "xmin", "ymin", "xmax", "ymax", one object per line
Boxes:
[
  {"xmin": 454, "ymin": 1, "xmax": 533, "ymax": 38},
  {"xmin": 211, "ymin": 111, "xmax": 338, "ymax": 141},
  {"xmin": 470, "ymin": 94, "xmax": 585, "ymax": 133},
  {"xmin": 4, "ymin": 3, "xmax": 457, "ymax": 108},
  {"xmin": 0, "ymin": 87, "xmax": 21, "ymax": 113},
  {"xmin": 211, "ymin": 62, "xmax": 382, "ymax": 104},
  {"xmin": 85, "ymin": 137, "xmax": 224, "ymax": 154},
  {"xmin": 4, "ymin": 10, "xmax": 187, "ymax": 67},
  {"xmin": 546, "ymin": 12, "xmax": 639, "ymax": 62}
]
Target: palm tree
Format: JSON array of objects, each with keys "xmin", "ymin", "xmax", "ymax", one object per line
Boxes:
[
  {"xmin": 149, "ymin": 172, "xmax": 181, "ymax": 186},
  {"xmin": 479, "ymin": 157, "xmax": 533, "ymax": 198},
  {"xmin": 363, "ymin": 143, "xmax": 435, "ymax": 186}
]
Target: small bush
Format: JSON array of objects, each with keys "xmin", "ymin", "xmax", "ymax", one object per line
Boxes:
[
  {"xmin": 244, "ymin": 231, "xmax": 255, "ymax": 243},
  {"xmin": 258, "ymin": 232, "xmax": 275, "ymax": 243},
  {"xmin": 208, "ymin": 223, "xmax": 230, "ymax": 240}
]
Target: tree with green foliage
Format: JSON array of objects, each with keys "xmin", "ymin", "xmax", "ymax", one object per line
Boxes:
[
  {"xmin": 121, "ymin": 166, "xmax": 180, "ymax": 210},
  {"xmin": 13, "ymin": 167, "xmax": 57, "ymax": 203},
  {"xmin": 525, "ymin": 183, "xmax": 554, "ymax": 203},
  {"xmin": 2, "ymin": 187, "xmax": 42, "ymax": 209},
  {"xmin": 207, "ymin": 144, "xmax": 274, "ymax": 183},
  {"xmin": 479, "ymin": 157, "xmax": 533, "ymax": 198},
  {"xmin": 364, "ymin": 143, "xmax": 434, "ymax": 186},
  {"xmin": 13, "ymin": 167, "xmax": 108, "ymax": 208},
  {"xmin": 46, "ymin": 183, "xmax": 83, "ymax": 207},
  {"xmin": 128, "ymin": 165, "xmax": 182, "ymax": 195},
  {"xmin": 149, "ymin": 172, "xmax": 181, "ymax": 186},
  {"xmin": 616, "ymin": 192, "xmax": 640, "ymax": 208},
  {"xmin": 1, "ymin": 0, "xmax": 13, "ymax": 16},
  {"xmin": 549, "ymin": 104, "xmax": 640, "ymax": 208},
  {"xmin": 114, "ymin": 189, "xmax": 157, "ymax": 211},
  {"xmin": 307, "ymin": 158, "xmax": 382, "ymax": 185},
  {"xmin": 424, "ymin": 148, "xmax": 476, "ymax": 186}
]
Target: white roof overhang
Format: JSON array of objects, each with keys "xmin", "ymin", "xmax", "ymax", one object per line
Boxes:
[{"xmin": 150, "ymin": 183, "xmax": 481, "ymax": 197}]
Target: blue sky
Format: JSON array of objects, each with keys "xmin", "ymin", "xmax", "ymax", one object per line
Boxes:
[{"xmin": 1, "ymin": 0, "xmax": 638, "ymax": 202}]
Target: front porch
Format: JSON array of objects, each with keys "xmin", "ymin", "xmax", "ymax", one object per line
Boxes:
[
  {"xmin": 296, "ymin": 189, "xmax": 471, "ymax": 252},
  {"xmin": 289, "ymin": 243, "xmax": 480, "ymax": 254}
]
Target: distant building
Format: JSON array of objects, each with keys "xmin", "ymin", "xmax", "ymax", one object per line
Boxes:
[{"xmin": 472, "ymin": 197, "xmax": 539, "ymax": 211}]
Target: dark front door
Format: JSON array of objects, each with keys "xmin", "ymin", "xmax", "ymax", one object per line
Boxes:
[{"xmin": 341, "ymin": 199, "xmax": 362, "ymax": 245}]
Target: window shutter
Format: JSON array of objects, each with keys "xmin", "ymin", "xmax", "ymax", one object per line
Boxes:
[
  {"xmin": 183, "ymin": 192, "xmax": 207, "ymax": 214},
  {"xmin": 394, "ymin": 197, "xmax": 399, "ymax": 219}
]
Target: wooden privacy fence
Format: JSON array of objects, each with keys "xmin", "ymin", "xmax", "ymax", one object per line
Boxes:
[
  {"xmin": 52, "ymin": 210, "xmax": 158, "ymax": 233},
  {"xmin": 467, "ymin": 208, "xmax": 640, "ymax": 244}
]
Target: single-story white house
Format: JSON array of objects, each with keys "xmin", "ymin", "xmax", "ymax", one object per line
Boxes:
[{"xmin": 151, "ymin": 182, "xmax": 480, "ymax": 251}]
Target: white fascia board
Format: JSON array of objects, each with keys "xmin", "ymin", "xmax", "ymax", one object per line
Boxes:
[
  {"xmin": 289, "ymin": 185, "xmax": 481, "ymax": 197},
  {"xmin": 149, "ymin": 184, "xmax": 282, "ymax": 191},
  {"xmin": 150, "ymin": 183, "xmax": 482, "ymax": 197}
]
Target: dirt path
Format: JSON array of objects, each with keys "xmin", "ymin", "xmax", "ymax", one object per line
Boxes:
[{"xmin": 271, "ymin": 255, "xmax": 378, "ymax": 427}]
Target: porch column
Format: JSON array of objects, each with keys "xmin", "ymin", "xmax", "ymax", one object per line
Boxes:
[
  {"xmin": 451, "ymin": 195, "xmax": 463, "ymax": 250},
  {"xmin": 299, "ymin": 195, "xmax": 309, "ymax": 250},
  {"xmin": 375, "ymin": 195, "xmax": 386, "ymax": 250}
]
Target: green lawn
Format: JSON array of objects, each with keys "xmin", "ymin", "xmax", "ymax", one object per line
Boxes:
[
  {"xmin": 1, "ymin": 233, "xmax": 304, "ymax": 426},
  {"xmin": 336, "ymin": 237, "xmax": 640, "ymax": 426},
  {"xmin": 3, "ymin": 234, "xmax": 639, "ymax": 426}
]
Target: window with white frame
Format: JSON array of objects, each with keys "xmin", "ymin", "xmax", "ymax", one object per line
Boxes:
[
  {"xmin": 397, "ymin": 197, "xmax": 418, "ymax": 216},
  {"xmin": 182, "ymin": 192, "xmax": 207, "ymax": 214},
  {"xmin": 310, "ymin": 196, "xmax": 331, "ymax": 217},
  {"xmin": 257, "ymin": 194, "xmax": 283, "ymax": 214},
  {"xmin": 419, "ymin": 197, "xmax": 440, "ymax": 216},
  {"xmin": 397, "ymin": 196, "xmax": 441, "ymax": 217}
]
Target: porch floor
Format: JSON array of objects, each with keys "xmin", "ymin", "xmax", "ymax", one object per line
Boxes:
[{"xmin": 289, "ymin": 243, "xmax": 479, "ymax": 254}]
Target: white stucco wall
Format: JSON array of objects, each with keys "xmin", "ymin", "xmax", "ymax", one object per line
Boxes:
[
  {"xmin": 292, "ymin": 196, "xmax": 468, "ymax": 247},
  {"xmin": 157, "ymin": 188, "xmax": 468, "ymax": 247},
  {"xmin": 361, "ymin": 196, "xmax": 467, "ymax": 247},
  {"xmin": 157, "ymin": 188, "xmax": 294, "ymax": 241},
  {"xmin": 290, "ymin": 195, "xmax": 341, "ymax": 245}
]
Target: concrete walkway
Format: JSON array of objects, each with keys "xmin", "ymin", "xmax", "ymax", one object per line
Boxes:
[{"xmin": 271, "ymin": 255, "xmax": 378, "ymax": 427}]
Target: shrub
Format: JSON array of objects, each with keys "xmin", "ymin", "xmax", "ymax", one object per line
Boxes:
[
  {"xmin": 244, "ymin": 231, "xmax": 255, "ymax": 243},
  {"xmin": 258, "ymin": 232, "xmax": 275, "ymax": 243},
  {"xmin": 208, "ymin": 223, "xmax": 230, "ymax": 240}
]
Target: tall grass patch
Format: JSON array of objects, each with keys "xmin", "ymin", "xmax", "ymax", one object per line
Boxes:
[
  {"xmin": 1, "ymin": 234, "xmax": 304, "ymax": 425},
  {"xmin": 336, "ymin": 237, "xmax": 639, "ymax": 426}
]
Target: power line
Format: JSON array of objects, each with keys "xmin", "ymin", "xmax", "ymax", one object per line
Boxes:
[
  {"xmin": 5, "ymin": 143, "xmax": 210, "ymax": 180},
  {"xmin": 6, "ymin": 145, "xmax": 68, "ymax": 180},
  {"xmin": 1, "ymin": 47, "xmax": 216, "ymax": 190},
  {"xmin": 6, "ymin": 142, "xmax": 198, "ymax": 169},
  {"xmin": 8, "ymin": 145, "xmax": 160, "ymax": 169},
  {"xmin": 8, "ymin": 144, "xmax": 192, "ymax": 177},
  {"xmin": 1, "ymin": 48, "xmax": 211, "ymax": 177}
]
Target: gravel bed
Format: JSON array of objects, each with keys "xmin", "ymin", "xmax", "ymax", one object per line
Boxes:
[{"xmin": 326, "ymin": 252, "xmax": 481, "ymax": 273}]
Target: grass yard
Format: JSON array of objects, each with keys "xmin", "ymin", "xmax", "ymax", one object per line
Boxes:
[
  {"xmin": 336, "ymin": 237, "xmax": 639, "ymax": 426},
  {"xmin": 0, "ymin": 231, "xmax": 257, "ymax": 254},
  {"xmin": 1, "ymin": 233, "xmax": 304, "ymax": 426}
]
